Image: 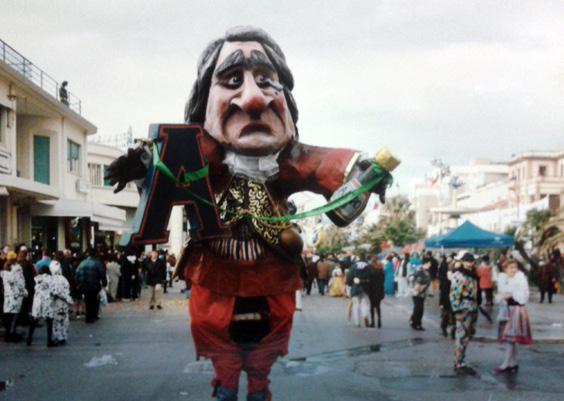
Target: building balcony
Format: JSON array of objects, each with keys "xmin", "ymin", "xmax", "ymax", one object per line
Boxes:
[
  {"xmin": 90, "ymin": 184, "xmax": 139, "ymax": 209},
  {"xmin": 0, "ymin": 173, "xmax": 59, "ymax": 200},
  {"xmin": 1, "ymin": 38, "xmax": 82, "ymax": 114},
  {"xmin": 0, "ymin": 39, "xmax": 96, "ymax": 134}
]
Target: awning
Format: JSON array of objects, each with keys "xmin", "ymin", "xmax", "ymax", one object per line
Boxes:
[
  {"xmin": 31, "ymin": 198, "xmax": 127, "ymax": 231},
  {"xmin": 425, "ymin": 220, "xmax": 514, "ymax": 249}
]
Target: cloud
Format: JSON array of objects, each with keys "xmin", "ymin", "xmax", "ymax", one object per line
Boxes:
[{"xmin": 1, "ymin": 0, "xmax": 563, "ymax": 193}]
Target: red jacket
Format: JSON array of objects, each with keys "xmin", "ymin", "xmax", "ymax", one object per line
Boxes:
[
  {"xmin": 476, "ymin": 264, "xmax": 493, "ymax": 289},
  {"xmin": 183, "ymin": 137, "xmax": 358, "ymax": 297}
]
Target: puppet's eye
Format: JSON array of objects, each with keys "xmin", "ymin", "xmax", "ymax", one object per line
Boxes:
[
  {"xmin": 224, "ymin": 72, "xmax": 243, "ymax": 88},
  {"xmin": 256, "ymin": 74, "xmax": 268, "ymax": 88}
]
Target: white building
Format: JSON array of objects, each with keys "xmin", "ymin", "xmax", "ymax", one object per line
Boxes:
[
  {"xmin": 412, "ymin": 159, "xmax": 509, "ymax": 236},
  {"xmin": 0, "ymin": 38, "xmax": 125, "ymax": 252}
]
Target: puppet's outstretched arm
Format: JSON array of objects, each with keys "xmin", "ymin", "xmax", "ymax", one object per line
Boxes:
[{"xmin": 104, "ymin": 140, "xmax": 152, "ymax": 193}]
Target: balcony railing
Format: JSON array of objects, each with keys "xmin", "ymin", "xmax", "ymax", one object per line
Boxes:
[{"xmin": 0, "ymin": 38, "xmax": 82, "ymax": 115}]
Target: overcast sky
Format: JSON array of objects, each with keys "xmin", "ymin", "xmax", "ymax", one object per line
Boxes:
[{"xmin": 2, "ymin": 0, "xmax": 564, "ymax": 194}]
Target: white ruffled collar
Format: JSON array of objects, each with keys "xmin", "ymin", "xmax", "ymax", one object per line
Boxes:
[{"xmin": 223, "ymin": 151, "xmax": 279, "ymax": 183}]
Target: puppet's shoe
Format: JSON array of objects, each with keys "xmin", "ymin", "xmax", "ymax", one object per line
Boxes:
[
  {"xmin": 247, "ymin": 388, "xmax": 272, "ymax": 401},
  {"xmin": 216, "ymin": 385, "xmax": 238, "ymax": 401}
]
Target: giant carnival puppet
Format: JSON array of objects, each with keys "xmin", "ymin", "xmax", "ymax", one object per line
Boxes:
[{"xmin": 106, "ymin": 26, "xmax": 400, "ymax": 401}]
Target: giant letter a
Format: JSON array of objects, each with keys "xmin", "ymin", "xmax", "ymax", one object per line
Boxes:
[{"xmin": 121, "ymin": 124, "xmax": 229, "ymax": 246}]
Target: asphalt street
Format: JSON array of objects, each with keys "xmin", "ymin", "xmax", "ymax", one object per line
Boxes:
[{"xmin": 1, "ymin": 285, "xmax": 563, "ymax": 401}]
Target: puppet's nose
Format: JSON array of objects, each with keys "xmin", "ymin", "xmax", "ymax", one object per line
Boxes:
[{"xmin": 233, "ymin": 79, "xmax": 270, "ymax": 117}]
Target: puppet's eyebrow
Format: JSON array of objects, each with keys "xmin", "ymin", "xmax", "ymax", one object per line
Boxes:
[
  {"xmin": 215, "ymin": 49, "xmax": 275, "ymax": 77},
  {"xmin": 248, "ymin": 50, "xmax": 275, "ymax": 72},
  {"xmin": 215, "ymin": 49, "xmax": 245, "ymax": 76}
]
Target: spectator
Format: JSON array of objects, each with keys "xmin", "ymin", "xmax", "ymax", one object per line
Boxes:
[
  {"xmin": 75, "ymin": 248, "xmax": 107, "ymax": 323},
  {"xmin": 55, "ymin": 250, "xmax": 76, "ymax": 300},
  {"xmin": 159, "ymin": 251, "xmax": 169, "ymax": 294},
  {"xmin": 316, "ymin": 256, "xmax": 331, "ymax": 296},
  {"xmin": 346, "ymin": 252, "xmax": 373, "ymax": 328},
  {"xmin": 36, "ymin": 249, "xmax": 52, "ymax": 272},
  {"xmin": 71, "ymin": 251, "xmax": 86, "ymax": 318},
  {"xmin": 384, "ymin": 255, "xmax": 395, "ymax": 296},
  {"xmin": 49, "ymin": 261, "xmax": 74, "ymax": 345},
  {"xmin": 369, "ymin": 255, "xmax": 385, "ymax": 328},
  {"xmin": 408, "ymin": 251, "xmax": 422, "ymax": 276},
  {"xmin": 18, "ymin": 250, "xmax": 36, "ymax": 326},
  {"xmin": 145, "ymin": 251, "xmax": 166, "ymax": 310},
  {"xmin": 166, "ymin": 253, "xmax": 176, "ymax": 288},
  {"xmin": 538, "ymin": 259, "xmax": 558, "ymax": 304},
  {"xmin": 28, "ymin": 262, "xmax": 55, "ymax": 346},
  {"xmin": 397, "ymin": 252, "xmax": 410, "ymax": 296},
  {"xmin": 2, "ymin": 252, "xmax": 28, "ymax": 342},
  {"xmin": 304, "ymin": 255, "xmax": 317, "ymax": 295},
  {"xmin": 409, "ymin": 258, "xmax": 431, "ymax": 331},
  {"xmin": 495, "ymin": 260, "xmax": 533, "ymax": 373},
  {"xmin": 426, "ymin": 251, "xmax": 439, "ymax": 297},
  {"xmin": 328, "ymin": 263, "xmax": 346, "ymax": 297},
  {"xmin": 106, "ymin": 254, "xmax": 121, "ymax": 302},
  {"xmin": 59, "ymin": 81, "xmax": 69, "ymax": 106},
  {"xmin": 120, "ymin": 250, "xmax": 138, "ymax": 301},
  {"xmin": 476, "ymin": 255, "xmax": 494, "ymax": 306}
]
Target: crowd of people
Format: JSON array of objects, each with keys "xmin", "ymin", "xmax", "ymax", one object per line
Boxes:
[
  {"xmin": 301, "ymin": 247, "xmax": 562, "ymax": 375},
  {"xmin": 1, "ymin": 244, "xmax": 178, "ymax": 346},
  {"xmin": 3, "ymin": 240, "xmax": 561, "ymax": 376}
]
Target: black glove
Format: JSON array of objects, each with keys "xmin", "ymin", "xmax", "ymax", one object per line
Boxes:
[
  {"xmin": 372, "ymin": 179, "xmax": 388, "ymax": 204},
  {"xmin": 104, "ymin": 147, "xmax": 148, "ymax": 193}
]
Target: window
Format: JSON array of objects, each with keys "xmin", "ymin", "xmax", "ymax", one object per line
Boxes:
[
  {"xmin": 67, "ymin": 140, "xmax": 81, "ymax": 174},
  {"xmin": 34, "ymin": 135, "xmax": 50, "ymax": 184},
  {"xmin": 103, "ymin": 165, "xmax": 113, "ymax": 186},
  {"xmin": 88, "ymin": 163, "xmax": 102, "ymax": 186},
  {"xmin": 538, "ymin": 165, "xmax": 546, "ymax": 177}
]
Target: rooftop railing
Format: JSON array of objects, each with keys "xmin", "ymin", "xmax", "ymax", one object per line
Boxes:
[{"xmin": 0, "ymin": 38, "xmax": 82, "ymax": 115}]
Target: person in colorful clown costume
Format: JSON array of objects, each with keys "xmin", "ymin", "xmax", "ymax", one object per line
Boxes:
[
  {"xmin": 106, "ymin": 26, "xmax": 395, "ymax": 401},
  {"xmin": 449, "ymin": 253, "xmax": 479, "ymax": 375}
]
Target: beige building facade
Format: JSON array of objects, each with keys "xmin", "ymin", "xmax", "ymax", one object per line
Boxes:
[
  {"xmin": 0, "ymin": 38, "xmax": 125, "ymax": 252},
  {"xmin": 86, "ymin": 142, "xmax": 140, "ymax": 248},
  {"xmin": 508, "ymin": 150, "xmax": 564, "ymax": 211}
]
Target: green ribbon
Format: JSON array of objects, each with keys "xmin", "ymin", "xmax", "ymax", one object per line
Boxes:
[
  {"xmin": 152, "ymin": 144, "xmax": 209, "ymax": 185},
  {"xmin": 152, "ymin": 144, "xmax": 392, "ymax": 222}
]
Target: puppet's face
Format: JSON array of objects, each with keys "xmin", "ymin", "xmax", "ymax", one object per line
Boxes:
[{"xmin": 204, "ymin": 41, "xmax": 295, "ymax": 156}]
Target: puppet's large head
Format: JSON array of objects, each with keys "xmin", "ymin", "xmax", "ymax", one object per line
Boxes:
[{"xmin": 185, "ymin": 26, "xmax": 298, "ymax": 156}]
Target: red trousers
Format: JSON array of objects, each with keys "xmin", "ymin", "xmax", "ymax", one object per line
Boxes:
[{"xmin": 189, "ymin": 284, "xmax": 295, "ymax": 393}]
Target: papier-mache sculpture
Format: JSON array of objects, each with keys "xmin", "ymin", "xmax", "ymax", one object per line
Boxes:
[{"xmin": 105, "ymin": 26, "xmax": 400, "ymax": 401}]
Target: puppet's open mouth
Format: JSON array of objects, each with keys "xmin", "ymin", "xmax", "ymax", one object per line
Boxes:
[{"xmin": 240, "ymin": 122, "xmax": 272, "ymax": 137}]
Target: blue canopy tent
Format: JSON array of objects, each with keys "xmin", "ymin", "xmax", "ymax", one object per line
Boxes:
[{"xmin": 425, "ymin": 221, "xmax": 514, "ymax": 249}]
